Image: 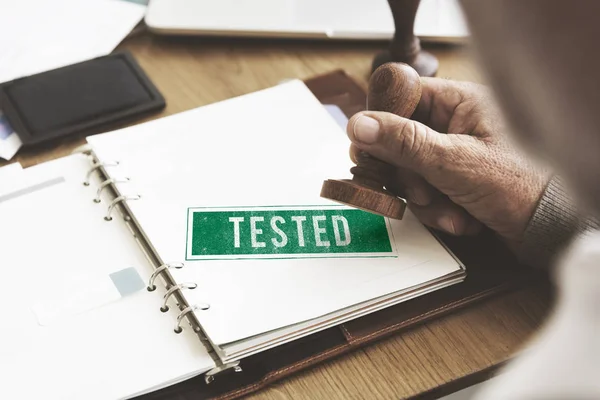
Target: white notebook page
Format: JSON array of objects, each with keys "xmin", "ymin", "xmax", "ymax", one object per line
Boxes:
[
  {"xmin": 87, "ymin": 80, "xmax": 461, "ymax": 347},
  {"xmin": 0, "ymin": 154, "xmax": 214, "ymax": 400}
]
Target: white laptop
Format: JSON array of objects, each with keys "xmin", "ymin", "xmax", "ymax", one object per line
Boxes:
[{"xmin": 145, "ymin": 0, "xmax": 469, "ymax": 43}]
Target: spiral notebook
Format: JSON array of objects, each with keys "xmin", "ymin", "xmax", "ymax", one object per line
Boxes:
[{"xmin": 0, "ymin": 79, "xmax": 465, "ymax": 399}]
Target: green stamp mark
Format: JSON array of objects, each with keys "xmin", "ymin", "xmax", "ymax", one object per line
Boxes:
[{"xmin": 186, "ymin": 206, "xmax": 396, "ymax": 260}]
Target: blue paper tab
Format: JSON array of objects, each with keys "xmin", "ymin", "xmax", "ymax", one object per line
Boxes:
[{"xmin": 110, "ymin": 267, "xmax": 145, "ymax": 297}]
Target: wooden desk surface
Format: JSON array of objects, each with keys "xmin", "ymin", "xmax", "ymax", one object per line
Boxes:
[{"xmin": 3, "ymin": 33, "xmax": 552, "ymax": 399}]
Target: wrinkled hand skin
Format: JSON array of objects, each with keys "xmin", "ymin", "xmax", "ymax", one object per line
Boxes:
[{"xmin": 348, "ymin": 78, "xmax": 548, "ymax": 250}]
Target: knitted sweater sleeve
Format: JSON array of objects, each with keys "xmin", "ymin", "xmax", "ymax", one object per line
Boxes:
[{"xmin": 518, "ymin": 175, "xmax": 599, "ymax": 268}]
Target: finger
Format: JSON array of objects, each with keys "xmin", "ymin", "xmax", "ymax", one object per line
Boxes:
[
  {"xmin": 412, "ymin": 77, "xmax": 460, "ymax": 128},
  {"xmin": 347, "ymin": 111, "xmax": 477, "ymax": 176},
  {"xmin": 388, "ymin": 167, "xmax": 438, "ymax": 207},
  {"xmin": 412, "ymin": 78, "xmax": 484, "ymax": 132},
  {"xmin": 349, "ymin": 143, "xmax": 359, "ymax": 163},
  {"xmin": 350, "ymin": 143, "xmax": 437, "ymax": 206},
  {"xmin": 408, "ymin": 197, "xmax": 483, "ymax": 236}
]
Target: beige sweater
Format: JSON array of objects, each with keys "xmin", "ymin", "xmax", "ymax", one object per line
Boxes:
[{"xmin": 474, "ymin": 176, "xmax": 600, "ymax": 399}]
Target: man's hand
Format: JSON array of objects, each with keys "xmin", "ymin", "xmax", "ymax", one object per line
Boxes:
[{"xmin": 347, "ymin": 78, "xmax": 548, "ymax": 248}]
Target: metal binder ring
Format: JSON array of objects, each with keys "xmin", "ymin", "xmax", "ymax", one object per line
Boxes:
[
  {"xmin": 71, "ymin": 144, "xmax": 93, "ymax": 155},
  {"xmin": 83, "ymin": 161, "xmax": 120, "ymax": 186},
  {"xmin": 160, "ymin": 283, "xmax": 197, "ymax": 312},
  {"xmin": 174, "ymin": 304, "xmax": 210, "ymax": 334},
  {"xmin": 93, "ymin": 178, "xmax": 130, "ymax": 203},
  {"xmin": 147, "ymin": 262, "xmax": 184, "ymax": 292},
  {"xmin": 104, "ymin": 195, "xmax": 141, "ymax": 221},
  {"xmin": 205, "ymin": 362, "xmax": 242, "ymax": 384}
]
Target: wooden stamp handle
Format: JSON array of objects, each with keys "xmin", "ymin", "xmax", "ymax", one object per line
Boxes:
[
  {"xmin": 371, "ymin": 0, "xmax": 439, "ymax": 77},
  {"xmin": 368, "ymin": 62, "xmax": 422, "ymax": 117},
  {"xmin": 320, "ymin": 64, "xmax": 422, "ymax": 220},
  {"xmin": 351, "ymin": 62, "xmax": 423, "ymax": 189},
  {"xmin": 388, "ymin": 0, "xmax": 422, "ymax": 63}
]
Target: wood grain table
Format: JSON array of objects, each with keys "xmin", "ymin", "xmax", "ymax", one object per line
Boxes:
[{"xmin": 1, "ymin": 32, "xmax": 553, "ymax": 399}]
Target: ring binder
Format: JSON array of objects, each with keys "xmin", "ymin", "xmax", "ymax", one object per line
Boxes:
[
  {"xmin": 174, "ymin": 304, "xmax": 210, "ymax": 334},
  {"xmin": 104, "ymin": 195, "xmax": 141, "ymax": 221},
  {"xmin": 83, "ymin": 152, "xmax": 238, "ymax": 383},
  {"xmin": 83, "ymin": 161, "xmax": 119, "ymax": 186},
  {"xmin": 160, "ymin": 283, "xmax": 198, "ymax": 312},
  {"xmin": 94, "ymin": 177, "xmax": 131, "ymax": 203},
  {"xmin": 147, "ymin": 262, "xmax": 184, "ymax": 291}
]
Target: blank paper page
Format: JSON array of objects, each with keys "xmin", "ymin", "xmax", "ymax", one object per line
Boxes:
[
  {"xmin": 87, "ymin": 80, "xmax": 461, "ymax": 346},
  {"xmin": 0, "ymin": 0, "xmax": 145, "ymax": 83},
  {"xmin": 0, "ymin": 154, "xmax": 214, "ymax": 400}
]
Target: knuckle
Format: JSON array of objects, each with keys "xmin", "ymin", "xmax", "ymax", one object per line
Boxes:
[
  {"xmin": 390, "ymin": 119, "xmax": 417, "ymax": 158},
  {"xmin": 387, "ymin": 119, "xmax": 439, "ymax": 168}
]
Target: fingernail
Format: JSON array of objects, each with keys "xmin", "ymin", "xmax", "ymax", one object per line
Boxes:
[
  {"xmin": 439, "ymin": 216, "xmax": 457, "ymax": 235},
  {"xmin": 352, "ymin": 116, "xmax": 380, "ymax": 144}
]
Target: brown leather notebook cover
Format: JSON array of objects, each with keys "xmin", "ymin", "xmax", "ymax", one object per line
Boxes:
[{"xmin": 136, "ymin": 70, "xmax": 539, "ymax": 400}]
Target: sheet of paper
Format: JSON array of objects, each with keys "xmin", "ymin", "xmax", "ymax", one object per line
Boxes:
[
  {"xmin": 88, "ymin": 80, "xmax": 462, "ymax": 348},
  {"xmin": 31, "ymin": 266, "xmax": 145, "ymax": 326},
  {"xmin": 0, "ymin": 154, "xmax": 214, "ymax": 400},
  {"xmin": 0, "ymin": 0, "xmax": 145, "ymax": 84},
  {"xmin": 0, "ymin": 111, "xmax": 22, "ymax": 160},
  {"xmin": 0, "ymin": 160, "xmax": 22, "ymax": 180},
  {"xmin": 323, "ymin": 104, "xmax": 349, "ymax": 130}
]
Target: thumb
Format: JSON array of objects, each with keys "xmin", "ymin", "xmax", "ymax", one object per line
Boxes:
[{"xmin": 346, "ymin": 111, "xmax": 468, "ymax": 175}]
